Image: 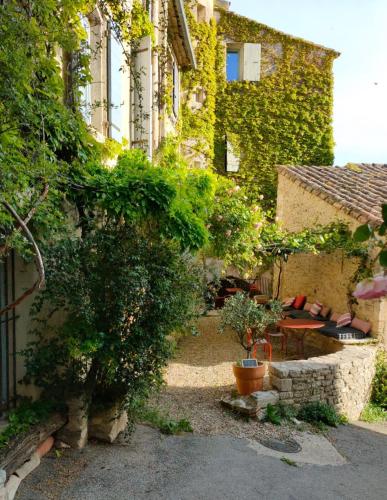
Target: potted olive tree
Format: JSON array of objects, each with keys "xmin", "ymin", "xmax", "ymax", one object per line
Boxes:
[{"xmin": 219, "ymin": 293, "xmax": 282, "ymax": 395}]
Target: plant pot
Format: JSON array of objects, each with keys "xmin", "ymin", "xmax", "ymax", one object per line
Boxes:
[{"xmin": 232, "ymin": 362, "xmax": 266, "ymax": 395}]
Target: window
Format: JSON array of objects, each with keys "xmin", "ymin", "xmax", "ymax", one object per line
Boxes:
[
  {"xmin": 226, "ymin": 43, "xmax": 261, "ymax": 82},
  {"xmin": 107, "ymin": 26, "xmax": 123, "ymax": 141},
  {"xmin": 226, "ymin": 50, "xmax": 240, "ymax": 81},
  {"xmin": 79, "ymin": 16, "xmax": 92, "ymax": 125}
]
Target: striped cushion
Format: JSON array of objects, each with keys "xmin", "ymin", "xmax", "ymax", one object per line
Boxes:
[
  {"xmin": 336, "ymin": 313, "xmax": 352, "ymax": 328},
  {"xmin": 303, "ymin": 302, "xmax": 313, "ymax": 312},
  {"xmin": 310, "ymin": 301, "xmax": 323, "ymax": 317}
]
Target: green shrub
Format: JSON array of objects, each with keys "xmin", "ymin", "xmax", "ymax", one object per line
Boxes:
[
  {"xmin": 265, "ymin": 404, "xmax": 282, "ymax": 425},
  {"xmin": 360, "ymin": 403, "xmax": 387, "ymax": 423},
  {"xmin": 0, "ymin": 400, "xmax": 55, "ymax": 448},
  {"xmin": 139, "ymin": 407, "xmax": 193, "ymax": 435},
  {"xmin": 297, "ymin": 402, "xmax": 345, "ymax": 428},
  {"xmin": 371, "ymin": 351, "xmax": 387, "ymax": 408}
]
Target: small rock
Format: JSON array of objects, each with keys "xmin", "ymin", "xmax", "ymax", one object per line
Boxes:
[
  {"xmin": 55, "ymin": 440, "xmax": 71, "ymax": 449},
  {"xmin": 250, "ymin": 390, "xmax": 279, "ymax": 409}
]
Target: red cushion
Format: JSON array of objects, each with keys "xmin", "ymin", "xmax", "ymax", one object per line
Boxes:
[
  {"xmin": 350, "ymin": 317, "xmax": 371, "ymax": 334},
  {"xmin": 293, "ymin": 295, "xmax": 306, "ymax": 310}
]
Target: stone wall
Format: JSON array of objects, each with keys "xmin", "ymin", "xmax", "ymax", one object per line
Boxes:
[
  {"xmin": 275, "ymin": 173, "xmax": 387, "ymax": 348},
  {"xmin": 269, "ymin": 344, "xmax": 377, "ymax": 420}
]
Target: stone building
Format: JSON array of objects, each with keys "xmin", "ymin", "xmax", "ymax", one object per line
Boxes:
[
  {"xmin": 0, "ymin": 0, "xmax": 215, "ymax": 412},
  {"xmin": 275, "ymin": 163, "xmax": 387, "ymax": 348},
  {"xmin": 214, "ymin": 1, "xmax": 339, "ymax": 205}
]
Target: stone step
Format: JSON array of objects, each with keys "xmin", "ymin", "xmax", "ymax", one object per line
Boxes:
[{"xmin": 250, "ymin": 390, "xmax": 279, "ymax": 409}]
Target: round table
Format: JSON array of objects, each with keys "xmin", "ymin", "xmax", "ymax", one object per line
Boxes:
[
  {"xmin": 277, "ymin": 318, "xmax": 325, "ymax": 358},
  {"xmin": 225, "ymin": 287, "xmax": 244, "ymax": 295}
]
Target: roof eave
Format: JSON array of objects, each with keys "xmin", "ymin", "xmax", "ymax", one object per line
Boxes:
[{"xmin": 172, "ymin": 0, "xmax": 197, "ymax": 70}]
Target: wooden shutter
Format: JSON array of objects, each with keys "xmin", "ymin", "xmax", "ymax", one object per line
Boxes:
[
  {"xmin": 172, "ymin": 58, "xmax": 179, "ymax": 117},
  {"xmin": 242, "ymin": 43, "xmax": 261, "ymax": 82},
  {"xmin": 80, "ymin": 16, "xmax": 92, "ymax": 125},
  {"xmin": 132, "ymin": 35, "xmax": 153, "ymax": 158},
  {"xmin": 108, "ymin": 28, "xmax": 123, "ymax": 141},
  {"xmin": 226, "ymin": 140, "xmax": 240, "ymax": 172}
]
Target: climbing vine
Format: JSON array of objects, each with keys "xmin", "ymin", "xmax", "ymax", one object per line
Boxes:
[
  {"xmin": 215, "ymin": 9, "xmax": 338, "ymax": 209},
  {"xmin": 180, "ymin": 4, "xmax": 218, "ymax": 166}
]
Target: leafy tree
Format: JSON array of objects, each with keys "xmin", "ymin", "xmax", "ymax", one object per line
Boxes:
[{"xmin": 24, "ymin": 223, "xmax": 204, "ymax": 412}]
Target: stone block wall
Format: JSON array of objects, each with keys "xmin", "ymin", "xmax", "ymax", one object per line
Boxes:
[{"xmin": 269, "ymin": 345, "xmax": 377, "ymax": 420}]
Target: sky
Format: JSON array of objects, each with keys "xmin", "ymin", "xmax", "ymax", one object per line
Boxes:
[{"xmin": 231, "ymin": 0, "xmax": 387, "ymax": 166}]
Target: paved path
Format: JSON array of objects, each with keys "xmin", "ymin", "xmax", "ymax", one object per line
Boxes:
[{"xmin": 17, "ymin": 422, "xmax": 387, "ymax": 500}]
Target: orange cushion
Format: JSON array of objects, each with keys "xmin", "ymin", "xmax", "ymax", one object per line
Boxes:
[
  {"xmin": 350, "ymin": 317, "xmax": 371, "ymax": 334},
  {"xmin": 331, "ymin": 312, "xmax": 340, "ymax": 322},
  {"xmin": 293, "ymin": 295, "xmax": 306, "ymax": 310}
]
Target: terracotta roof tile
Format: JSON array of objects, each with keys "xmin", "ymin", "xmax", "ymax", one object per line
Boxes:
[{"xmin": 277, "ymin": 164, "xmax": 387, "ymax": 225}]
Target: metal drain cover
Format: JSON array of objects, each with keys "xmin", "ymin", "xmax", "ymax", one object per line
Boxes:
[{"xmin": 259, "ymin": 437, "xmax": 302, "ymax": 453}]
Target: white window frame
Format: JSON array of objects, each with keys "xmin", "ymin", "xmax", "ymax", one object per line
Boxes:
[{"xmin": 226, "ymin": 42, "xmax": 261, "ymax": 82}]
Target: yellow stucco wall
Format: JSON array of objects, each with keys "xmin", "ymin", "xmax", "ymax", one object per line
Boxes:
[{"xmin": 275, "ymin": 173, "xmax": 386, "ymax": 346}]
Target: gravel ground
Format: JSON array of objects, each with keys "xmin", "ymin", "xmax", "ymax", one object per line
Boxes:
[{"xmin": 147, "ymin": 315, "xmax": 321, "ymax": 442}]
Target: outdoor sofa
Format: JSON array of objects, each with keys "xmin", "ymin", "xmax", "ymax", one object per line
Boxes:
[{"xmin": 283, "ymin": 297, "xmax": 371, "ymax": 341}]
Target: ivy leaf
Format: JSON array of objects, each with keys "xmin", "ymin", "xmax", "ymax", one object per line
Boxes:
[
  {"xmin": 353, "ymin": 224, "xmax": 372, "ymax": 242},
  {"xmin": 382, "ymin": 204, "xmax": 387, "ymax": 224},
  {"xmin": 379, "ymin": 250, "xmax": 387, "ymax": 267}
]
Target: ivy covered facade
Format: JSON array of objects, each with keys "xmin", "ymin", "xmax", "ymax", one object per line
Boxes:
[{"xmin": 214, "ymin": 3, "xmax": 339, "ymax": 207}]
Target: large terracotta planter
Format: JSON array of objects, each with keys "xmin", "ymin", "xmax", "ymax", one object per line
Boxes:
[{"xmin": 233, "ymin": 362, "xmax": 266, "ymax": 395}]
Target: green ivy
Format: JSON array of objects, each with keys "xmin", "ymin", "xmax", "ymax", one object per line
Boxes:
[
  {"xmin": 180, "ymin": 6, "xmax": 218, "ymax": 164},
  {"xmin": 215, "ymin": 9, "xmax": 338, "ymax": 209}
]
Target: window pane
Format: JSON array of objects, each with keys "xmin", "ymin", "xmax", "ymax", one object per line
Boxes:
[
  {"xmin": 227, "ymin": 51, "xmax": 239, "ymax": 81},
  {"xmin": 109, "ymin": 30, "xmax": 123, "ymax": 141}
]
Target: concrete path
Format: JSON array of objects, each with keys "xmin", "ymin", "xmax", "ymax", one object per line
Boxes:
[{"xmin": 17, "ymin": 422, "xmax": 387, "ymax": 500}]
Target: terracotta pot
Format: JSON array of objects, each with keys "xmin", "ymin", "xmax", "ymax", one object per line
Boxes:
[{"xmin": 232, "ymin": 363, "xmax": 266, "ymax": 395}]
